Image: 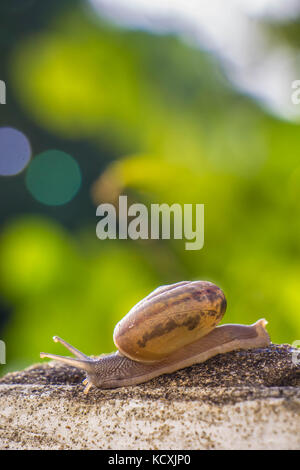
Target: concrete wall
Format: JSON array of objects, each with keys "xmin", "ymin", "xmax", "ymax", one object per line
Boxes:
[{"xmin": 0, "ymin": 344, "xmax": 299, "ymax": 449}]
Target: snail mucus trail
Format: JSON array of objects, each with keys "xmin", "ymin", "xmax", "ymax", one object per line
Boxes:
[{"xmin": 40, "ymin": 281, "xmax": 271, "ymax": 393}]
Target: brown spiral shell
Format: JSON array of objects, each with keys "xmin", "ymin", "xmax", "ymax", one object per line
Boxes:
[{"xmin": 113, "ymin": 280, "xmax": 227, "ymax": 362}]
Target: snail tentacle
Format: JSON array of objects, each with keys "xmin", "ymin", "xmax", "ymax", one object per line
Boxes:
[
  {"xmin": 52, "ymin": 336, "xmax": 90, "ymax": 360},
  {"xmin": 39, "ymin": 351, "xmax": 95, "ymax": 373}
]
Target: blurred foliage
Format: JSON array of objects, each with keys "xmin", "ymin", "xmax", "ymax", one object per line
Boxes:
[{"xmin": 0, "ymin": 1, "xmax": 299, "ymax": 375}]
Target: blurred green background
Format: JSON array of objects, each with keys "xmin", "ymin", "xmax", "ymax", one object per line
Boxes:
[{"xmin": 0, "ymin": 0, "xmax": 299, "ymax": 375}]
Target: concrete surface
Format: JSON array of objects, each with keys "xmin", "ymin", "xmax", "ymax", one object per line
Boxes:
[{"xmin": 0, "ymin": 344, "xmax": 299, "ymax": 449}]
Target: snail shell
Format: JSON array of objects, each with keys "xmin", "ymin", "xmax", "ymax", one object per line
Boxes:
[{"xmin": 113, "ymin": 281, "xmax": 227, "ymax": 362}]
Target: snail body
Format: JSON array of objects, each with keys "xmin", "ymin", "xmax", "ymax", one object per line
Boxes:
[{"xmin": 40, "ymin": 281, "xmax": 270, "ymax": 393}]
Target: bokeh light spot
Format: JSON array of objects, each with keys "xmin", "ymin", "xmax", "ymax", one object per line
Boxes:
[
  {"xmin": 0, "ymin": 127, "xmax": 32, "ymax": 176},
  {"xmin": 26, "ymin": 150, "xmax": 81, "ymax": 205}
]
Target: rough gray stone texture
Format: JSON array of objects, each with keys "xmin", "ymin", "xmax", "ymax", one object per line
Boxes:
[{"xmin": 0, "ymin": 344, "xmax": 299, "ymax": 449}]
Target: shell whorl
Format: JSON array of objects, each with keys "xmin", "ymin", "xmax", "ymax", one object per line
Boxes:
[{"xmin": 113, "ymin": 280, "xmax": 227, "ymax": 362}]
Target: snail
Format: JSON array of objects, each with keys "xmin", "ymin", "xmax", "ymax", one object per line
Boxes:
[{"xmin": 40, "ymin": 281, "xmax": 270, "ymax": 393}]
